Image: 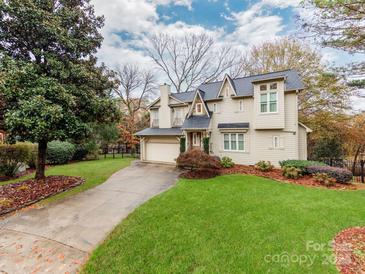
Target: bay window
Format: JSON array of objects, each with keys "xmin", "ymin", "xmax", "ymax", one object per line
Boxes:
[{"xmin": 223, "ymin": 133, "xmax": 245, "ymax": 151}]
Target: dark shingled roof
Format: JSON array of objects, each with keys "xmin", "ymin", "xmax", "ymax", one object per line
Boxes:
[
  {"xmin": 135, "ymin": 127, "xmax": 183, "ymax": 136},
  {"xmin": 182, "ymin": 115, "xmax": 211, "ymax": 129},
  {"xmin": 169, "ymin": 69, "xmax": 303, "ymax": 103},
  {"xmin": 218, "ymin": 123, "xmax": 250, "ymax": 129}
]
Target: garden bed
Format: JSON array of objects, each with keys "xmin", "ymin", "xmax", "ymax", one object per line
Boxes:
[
  {"xmin": 221, "ymin": 165, "xmax": 358, "ymax": 190},
  {"xmin": 0, "ymin": 175, "xmax": 85, "ymax": 215},
  {"xmin": 180, "ymin": 169, "xmax": 221, "ymax": 179},
  {"xmin": 334, "ymin": 227, "xmax": 365, "ymax": 274}
]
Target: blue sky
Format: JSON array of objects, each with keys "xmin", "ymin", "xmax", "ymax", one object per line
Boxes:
[{"xmin": 91, "ymin": 0, "xmax": 364, "ymax": 110}]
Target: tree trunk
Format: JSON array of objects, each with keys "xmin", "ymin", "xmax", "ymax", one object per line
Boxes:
[
  {"xmin": 352, "ymin": 144, "xmax": 363, "ymax": 174},
  {"xmin": 35, "ymin": 140, "xmax": 47, "ymax": 180}
]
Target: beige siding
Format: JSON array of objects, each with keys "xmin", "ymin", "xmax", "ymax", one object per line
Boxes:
[
  {"xmin": 298, "ymin": 125, "xmax": 308, "ymax": 160},
  {"xmin": 254, "ymin": 81, "xmax": 285, "ymax": 129},
  {"xmin": 252, "ymin": 130, "xmax": 298, "ymax": 166},
  {"xmin": 150, "ymin": 109, "xmax": 159, "ymax": 127},
  {"xmin": 284, "ymin": 92, "xmax": 298, "ymax": 131}
]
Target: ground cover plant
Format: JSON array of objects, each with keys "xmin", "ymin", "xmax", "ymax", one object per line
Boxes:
[{"xmin": 82, "ymin": 174, "xmax": 365, "ymax": 273}]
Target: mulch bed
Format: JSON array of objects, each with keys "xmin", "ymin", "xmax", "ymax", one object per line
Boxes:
[
  {"xmin": 0, "ymin": 176, "xmax": 85, "ymax": 216},
  {"xmin": 220, "ymin": 165, "xmax": 358, "ymax": 190},
  {"xmin": 333, "ymin": 227, "xmax": 365, "ymax": 274},
  {"xmin": 180, "ymin": 169, "xmax": 221, "ymax": 179},
  {"xmin": 180, "ymin": 165, "xmax": 359, "ymax": 189}
]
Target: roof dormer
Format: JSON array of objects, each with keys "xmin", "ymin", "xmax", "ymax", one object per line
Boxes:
[
  {"xmin": 217, "ymin": 74, "xmax": 237, "ymax": 98},
  {"xmin": 187, "ymin": 90, "xmax": 210, "ymax": 118}
]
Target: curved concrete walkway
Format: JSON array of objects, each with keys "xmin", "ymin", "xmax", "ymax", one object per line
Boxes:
[{"xmin": 0, "ymin": 161, "xmax": 179, "ymax": 274}]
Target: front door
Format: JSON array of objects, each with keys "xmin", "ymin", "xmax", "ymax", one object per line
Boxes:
[{"xmin": 192, "ymin": 132, "xmax": 201, "ymax": 147}]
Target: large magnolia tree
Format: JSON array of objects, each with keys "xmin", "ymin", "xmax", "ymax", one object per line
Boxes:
[{"xmin": 0, "ymin": 0, "xmax": 119, "ymax": 179}]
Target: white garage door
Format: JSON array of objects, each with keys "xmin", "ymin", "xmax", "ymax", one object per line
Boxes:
[{"xmin": 146, "ymin": 138, "xmax": 179, "ymax": 163}]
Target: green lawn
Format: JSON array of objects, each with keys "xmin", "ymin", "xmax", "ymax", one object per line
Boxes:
[
  {"xmin": 82, "ymin": 174, "xmax": 365, "ymax": 274},
  {"xmin": 1, "ymin": 155, "xmax": 134, "ymax": 203}
]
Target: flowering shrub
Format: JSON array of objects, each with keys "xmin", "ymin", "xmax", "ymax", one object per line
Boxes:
[
  {"xmin": 255, "ymin": 161, "xmax": 274, "ymax": 172},
  {"xmin": 176, "ymin": 149, "xmax": 221, "ymax": 171},
  {"xmin": 221, "ymin": 157, "xmax": 234, "ymax": 168},
  {"xmin": 307, "ymin": 166, "xmax": 352, "ymax": 184},
  {"xmin": 313, "ymin": 173, "xmax": 337, "ymax": 186}
]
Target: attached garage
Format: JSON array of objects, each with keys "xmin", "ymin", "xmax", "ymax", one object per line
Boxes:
[
  {"xmin": 135, "ymin": 127, "xmax": 183, "ymax": 164},
  {"xmin": 145, "ymin": 137, "xmax": 179, "ymax": 163}
]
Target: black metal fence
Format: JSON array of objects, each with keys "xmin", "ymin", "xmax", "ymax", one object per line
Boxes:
[
  {"xmin": 320, "ymin": 159, "xmax": 365, "ymax": 183},
  {"xmin": 102, "ymin": 144, "xmax": 140, "ymax": 158}
]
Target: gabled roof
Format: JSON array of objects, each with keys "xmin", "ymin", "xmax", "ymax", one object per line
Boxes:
[
  {"xmin": 165, "ymin": 69, "xmax": 304, "ymax": 104},
  {"xmin": 187, "ymin": 89, "xmax": 210, "ymax": 118},
  {"xmin": 216, "ymin": 74, "xmax": 237, "ymax": 97},
  {"xmin": 182, "ymin": 115, "xmax": 211, "ymax": 129},
  {"xmin": 299, "ymin": 122, "xmax": 312, "ymax": 133}
]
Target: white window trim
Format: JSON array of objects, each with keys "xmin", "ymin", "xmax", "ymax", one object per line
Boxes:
[
  {"xmin": 213, "ymin": 103, "xmax": 218, "ymax": 113},
  {"xmin": 273, "ymin": 136, "xmax": 279, "ymax": 149},
  {"xmin": 196, "ymin": 103, "xmax": 203, "ymax": 114},
  {"xmin": 239, "ymin": 100, "xmax": 244, "ymax": 112},
  {"xmin": 270, "ymin": 82, "xmax": 278, "ymax": 90},
  {"xmin": 260, "ymin": 91, "xmax": 278, "ymax": 114},
  {"xmin": 223, "ymin": 133, "xmax": 245, "ymax": 152}
]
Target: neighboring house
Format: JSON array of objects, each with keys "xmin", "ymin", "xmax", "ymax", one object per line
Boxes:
[{"xmin": 136, "ymin": 70, "xmax": 312, "ymax": 166}]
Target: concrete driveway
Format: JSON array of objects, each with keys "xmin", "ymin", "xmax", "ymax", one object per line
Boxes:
[{"xmin": 0, "ymin": 161, "xmax": 179, "ymax": 274}]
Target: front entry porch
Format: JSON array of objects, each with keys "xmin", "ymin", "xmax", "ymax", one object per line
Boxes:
[{"xmin": 184, "ymin": 130, "xmax": 210, "ymax": 150}]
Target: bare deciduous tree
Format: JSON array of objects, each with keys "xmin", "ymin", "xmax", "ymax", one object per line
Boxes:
[
  {"xmin": 115, "ymin": 64, "xmax": 156, "ymax": 147},
  {"xmin": 147, "ymin": 33, "xmax": 240, "ymax": 92},
  {"xmin": 115, "ymin": 64, "xmax": 156, "ymax": 117}
]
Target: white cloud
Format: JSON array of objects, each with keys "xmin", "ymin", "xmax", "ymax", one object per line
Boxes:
[{"xmin": 224, "ymin": 0, "xmax": 293, "ymax": 46}]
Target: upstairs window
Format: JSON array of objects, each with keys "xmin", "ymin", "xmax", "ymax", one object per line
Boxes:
[
  {"xmin": 213, "ymin": 103, "xmax": 218, "ymax": 113},
  {"xmin": 270, "ymin": 83, "xmax": 277, "ymax": 90},
  {"xmin": 239, "ymin": 100, "xmax": 244, "ymax": 112},
  {"xmin": 260, "ymin": 84, "xmax": 267, "ymax": 91},
  {"xmin": 260, "ymin": 92, "xmax": 277, "ymax": 113},
  {"xmin": 196, "ymin": 103, "xmax": 203, "ymax": 114}
]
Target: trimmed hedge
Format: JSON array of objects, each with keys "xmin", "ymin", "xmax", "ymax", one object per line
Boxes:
[
  {"xmin": 307, "ymin": 166, "xmax": 353, "ymax": 184},
  {"xmin": 0, "ymin": 143, "xmax": 36, "ymax": 177},
  {"xmin": 47, "ymin": 141, "xmax": 76, "ymax": 165},
  {"xmin": 279, "ymin": 160, "xmax": 326, "ymax": 174}
]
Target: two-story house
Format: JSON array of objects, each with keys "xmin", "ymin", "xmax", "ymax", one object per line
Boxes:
[{"xmin": 136, "ymin": 69, "xmax": 312, "ymax": 166}]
